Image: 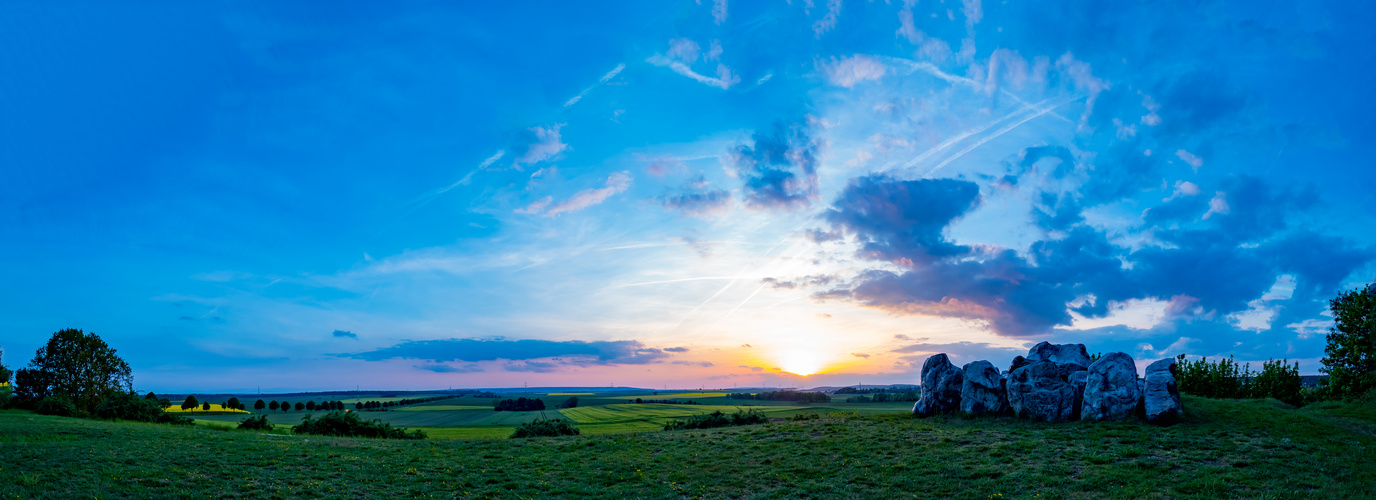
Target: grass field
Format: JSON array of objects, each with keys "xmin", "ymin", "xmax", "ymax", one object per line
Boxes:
[{"xmin": 3, "ymin": 395, "xmax": 1373, "ymax": 498}]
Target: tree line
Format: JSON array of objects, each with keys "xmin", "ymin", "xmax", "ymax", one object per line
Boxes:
[{"xmin": 726, "ymin": 390, "xmax": 832, "ymax": 404}]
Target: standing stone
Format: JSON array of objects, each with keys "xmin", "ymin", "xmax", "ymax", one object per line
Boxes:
[
  {"xmin": 913, "ymin": 354, "xmax": 964, "ymax": 416},
  {"xmin": 1144, "ymin": 358, "xmax": 1183, "ymax": 425},
  {"xmin": 1026, "ymin": 342, "xmax": 1093, "ymax": 369},
  {"xmin": 1082, "ymin": 352, "xmax": 1141, "ymax": 421},
  {"xmin": 1005, "ymin": 360, "xmax": 1077, "ymax": 422},
  {"xmin": 960, "ymin": 361, "xmax": 1006, "ymax": 415},
  {"xmin": 1068, "ymin": 370, "xmax": 1088, "ymax": 420},
  {"xmin": 1008, "ymin": 355, "xmax": 1032, "ymax": 374}
]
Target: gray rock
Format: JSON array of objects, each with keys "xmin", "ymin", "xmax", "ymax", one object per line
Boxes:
[
  {"xmin": 960, "ymin": 361, "xmax": 1006, "ymax": 415},
  {"xmin": 1057, "ymin": 362, "xmax": 1088, "ymax": 381},
  {"xmin": 1027, "ymin": 342, "xmax": 1093, "ymax": 369},
  {"xmin": 1008, "ymin": 355, "xmax": 1032, "ymax": 374},
  {"xmin": 1144, "ymin": 358, "xmax": 1183, "ymax": 425},
  {"xmin": 1006, "ymin": 360, "xmax": 1077, "ymax": 422},
  {"xmin": 913, "ymin": 353, "xmax": 964, "ymax": 416},
  {"xmin": 1068, "ymin": 370, "xmax": 1088, "ymax": 420},
  {"xmin": 1082, "ymin": 352, "xmax": 1141, "ymax": 421}
]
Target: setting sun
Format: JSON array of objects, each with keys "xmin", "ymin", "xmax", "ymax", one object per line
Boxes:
[{"xmin": 778, "ymin": 351, "xmax": 824, "ymax": 376}]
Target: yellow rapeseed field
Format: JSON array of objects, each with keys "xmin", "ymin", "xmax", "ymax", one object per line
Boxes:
[{"xmin": 163, "ymin": 404, "xmax": 248, "ymax": 414}]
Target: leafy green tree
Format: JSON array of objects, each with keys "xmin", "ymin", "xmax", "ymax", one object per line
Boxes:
[
  {"xmin": 143, "ymin": 392, "xmax": 158, "ymax": 401},
  {"xmin": 227, "ymin": 397, "xmax": 241, "ymax": 410},
  {"xmin": 269, "ymin": 400, "xmax": 279, "ymax": 410},
  {"xmin": 202, "ymin": 402, "xmax": 211, "ymax": 411},
  {"xmin": 1322, "ymin": 284, "xmax": 1376, "ymax": 398},
  {"xmin": 294, "ymin": 402, "xmax": 305, "ymax": 411},
  {"xmin": 255, "ymin": 399, "xmax": 266, "ymax": 410},
  {"xmin": 1249, "ymin": 359, "xmax": 1302, "ymax": 406},
  {"xmin": 17, "ymin": 329, "xmax": 133, "ymax": 414},
  {"xmin": 182, "ymin": 395, "xmax": 199, "ymax": 410},
  {"xmin": 158, "ymin": 398, "xmax": 171, "ymax": 409}
]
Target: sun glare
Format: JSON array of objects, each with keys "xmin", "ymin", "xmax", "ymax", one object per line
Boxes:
[{"xmin": 779, "ymin": 350, "xmax": 824, "ymax": 376}]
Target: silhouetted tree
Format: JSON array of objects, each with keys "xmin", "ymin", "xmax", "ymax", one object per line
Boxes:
[
  {"xmin": 269, "ymin": 400, "xmax": 279, "ymax": 411},
  {"xmin": 355, "ymin": 402, "xmax": 363, "ymax": 410},
  {"xmin": 1323, "ymin": 283, "xmax": 1376, "ymax": 398},
  {"xmin": 227, "ymin": 397, "xmax": 241, "ymax": 410},
  {"xmin": 294, "ymin": 402, "xmax": 305, "ymax": 411},
  {"xmin": 202, "ymin": 402, "xmax": 210, "ymax": 411},
  {"xmin": 306, "ymin": 401, "xmax": 316, "ymax": 411},
  {"xmin": 254, "ymin": 399, "xmax": 266, "ymax": 410},
  {"xmin": 143, "ymin": 392, "xmax": 158, "ymax": 401},
  {"xmin": 182, "ymin": 395, "xmax": 199, "ymax": 411},
  {"xmin": 16, "ymin": 329, "xmax": 132, "ymax": 413}
]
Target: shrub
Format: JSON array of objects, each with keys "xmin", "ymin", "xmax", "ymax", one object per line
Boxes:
[
  {"xmin": 510, "ymin": 417, "xmax": 580, "ymax": 438},
  {"xmin": 1176, "ymin": 355, "xmax": 1251, "ymax": 399},
  {"xmin": 35, "ymin": 395, "xmax": 78, "ymax": 417},
  {"xmin": 294, "ymin": 411, "xmax": 425, "ymax": 439},
  {"xmin": 94, "ymin": 391, "xmax": 164, "ymax": 422},
  {"xmin": 1249, "ymin": 359, "xmax": 1302, "ymax": 406},
  {"xmin": 237, "ymin": 414, "xmax": 274, "ymax": 431},
  {"xmin": 791, "ymin": 412, "xmax": 821, "ymax": 421},
  {"xmin": 664, "ymin": 410, "xmax": 768, "ymax": 431}
]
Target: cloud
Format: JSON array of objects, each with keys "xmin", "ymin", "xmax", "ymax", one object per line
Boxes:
[
  {"xmin": 822, "ymin": 175, "xmax": 980, "ymax": 265},
  {"xmin": 344, "ymin": 337, "xmax": 671, "ymax": 366},
  {"xmin": 671, "ymin": 360, "xmax": 715, "ymax": 367},
  {"xmin": 668, "ymin": 38, "xmax": 701, "ymax": 63},
  {"xmin": 820, "ymin": 55, "xmax": 887, "ymax": 88},
  {"xmin": 563, "ymin": 63, "xmax": 625, "ymax": 108},
  {"xmin": 512, "ymin": 124, "xmax": 567, "ymax": 169},
  {"xmin": 851, "ymin": 353, "xmax": 870, "ymax": 358},
  {"xmin": 724, "ymin": 119, "xmax": 824, "ymax": 210},
  {"xmin": 1175, "ymin": 149, "xmax": 1204, "ymax": 170},
  {"xmin": 415, "ymin": 363, "xmax": 482, "ymax": 373},
  {"xmin": 521, "ymin": 172, "xmax": 633, "ymax": 216},
  {"xmin": 812, "ymin": 0, "xmax": 842, "ymax": 38},
  {"xmin": 332, "ymin": 330, "xmax": 358, "ymax": 339},
  {"xmin": 892, "ymin": 341, "xmax": 1025, "ymax": 367},
  {"xmin": 1055, "ymin": 53, "xmax": 1109, "ymax": 129},
  {"xmin": 647, "ymin": 54, "xmax": 740, "ymax": 90},
  {"xmin": 661, "ymin": 174, "xmax": 732, "ymax": 218},
  {"xmin": 663, "ymin": 346, "xmax": 690, "ymax": 353},
  {"xmin": 712, "ymin": 0, "xmax": 728, "ymax": 25}
]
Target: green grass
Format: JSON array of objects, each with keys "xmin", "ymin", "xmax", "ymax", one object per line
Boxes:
[{"xmin": 3, "ymin": 395, "xmax": 1372, "ymax": 498}]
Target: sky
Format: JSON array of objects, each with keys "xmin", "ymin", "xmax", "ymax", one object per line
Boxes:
[{"xmin": 1, "ymin": 1, "xmax": 1374, "ymax": 393}]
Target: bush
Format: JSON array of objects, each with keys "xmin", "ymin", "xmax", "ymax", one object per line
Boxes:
[
  {"xmin": 35, "ymin": 395, "xmax": 78, "ymax": 417},
  {"xmin": 510, "ymin": 417, "xmax": 580, "ymax": 438},
  {"xmin": 1249, "ymin": 359, "xmax": 1302, "ymax": 406},
  {"xmin": 1176, "ymin": 355, "xmax": 1251, "ymax": 399},
  {"xmin": 237, "ymin": 414, "xmax": 274, "ymax": 431},
  {"xmin": 494, "ymin": 397, "xmax": 546, "ymax": 411},
  {"xmin": 294, "ymin": 411, "xmax": 425, "ymax": 439},
  {"xmin": 664, "ymin": 410, "xmax": 769, "ymax": 431},
  {"xmin": 94, "ymin": 391, "xmax": 164, "ymax": 422}
]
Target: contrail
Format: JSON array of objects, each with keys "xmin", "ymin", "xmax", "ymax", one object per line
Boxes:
[
  {"xmin": 676, "ymin": 221, "xmax": 810, "ymax": 339},
  {"xmin": 900, "ymin": 97, "xmax": 1054, "ymax": 171},
  {"xmin": 925, "ymin": 94, "xmax": 1084, "ymax": 177}
]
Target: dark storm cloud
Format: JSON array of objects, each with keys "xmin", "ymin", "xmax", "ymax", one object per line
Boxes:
[
  {"xmin": 332, "ymin": 330, "xmax": 358, "ymax": 339},
  {"xmin": 821, "ymin": 175, "xmax": 980, "ymax": 265}
]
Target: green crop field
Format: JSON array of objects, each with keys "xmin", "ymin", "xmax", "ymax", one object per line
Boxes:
[{"xmin": 3, "ymin": 395, "xmax": 1374, "ymax": 498}]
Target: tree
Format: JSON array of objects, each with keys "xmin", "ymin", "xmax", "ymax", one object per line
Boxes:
[
  {"xmin": 182, "ymin": 395, "xmax": 199, "ymax": 411},
  {"xmin": 0, "ymin": 347, "xmax": 12, "ymax": 386},
  {"xmin": 227, "ymin": 397, "xmax": 241, "ymax": 411},
  {"xmin": 294, "ymin": 402, "xmax": 305, "ymax": 411},
  {"xmin": 306, "ymin": 401, "xmax": 316, "ymax": 411},
  {"xmin": 143, "ymin": 392, "xmax": 158, "ymax": 401},
  {"xmin": 355, "ymin": 402, "xmax": 363, "ymax": 410},
  {"xmin": 1323, "ymin": 283, "xmax": 1376, "ymax": 398},
  {"xmin": 16, "ymin": 329, "xmax": 133, "ymax": 414},
  {"xmin": 269, "ymin": 400, "xmax": 279, "ymax": 411},
  {"xmin": 255, "ymin": 399, "xmax": 266, "ymax": 410},
  {"xmin": 202, "ymin": 402, "xmax": 211, "ymax": 411}
]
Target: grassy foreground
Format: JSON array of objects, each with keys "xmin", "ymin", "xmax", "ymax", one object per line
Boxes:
[{"xmin": 2, "ymin": 396, "xmax": 1373, "ymax": 499}]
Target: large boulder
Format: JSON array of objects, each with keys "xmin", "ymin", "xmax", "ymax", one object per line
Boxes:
[
  {"xmin": 960, "ymin": 361, "xmax": 1006, "ymax": 415},
  {"xmin": 1144, "ymin": 358, "xmax": 1183, "ymax": 425},
  {"xmin": 1081, "ymin": 352, "xmax": 1141, "ymax": 421},
  {"xmin": 1008, "ymin": 355, "xmax": 1032, "ymax": 374},
  {"xmin": 913, "ymin": 354, "xmax": 964, "ymax": 416},
  {"xmin": 1068, "ymin": 370, "xmax": 1088, "ymax": 420},
  {"xmin": 1027, "ymin": 342, "xmax": 1093, "ymax": 369},
  {"xmin": 1006, "ymin": 360, "xmax": 1077, "ymax": 422}
]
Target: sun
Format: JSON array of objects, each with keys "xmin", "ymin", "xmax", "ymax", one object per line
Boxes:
[{"xmin": 778, "ymin": 350, "xmax": 824, "ymax": 376}]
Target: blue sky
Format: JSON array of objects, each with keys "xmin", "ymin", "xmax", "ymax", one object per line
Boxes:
[{"xmin": 2, "ymin": 1, "xmax": 1373, "ymax": 392}]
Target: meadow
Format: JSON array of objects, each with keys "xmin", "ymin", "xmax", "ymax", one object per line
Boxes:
[{"xmin": 2, "ymin": 395, "xmax": 1373, "ymax": 498}]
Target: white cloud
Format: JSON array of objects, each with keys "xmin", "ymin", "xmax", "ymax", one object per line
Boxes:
[
  {"xmin": 962, "ymin": 0, "xmax": 982, "ymax": 29},
  {"xmin": 1056, "ymin": 53, "xmax": 1109, "ymax": 129},
  {"xmin": 1163, "ymin": 180, "xmax": 1200, "ymax": 201},
  {"xmin": 1175, "ymin": 149, "xmax": 1204, "ymax": 170},
  {"xmin": 712, "ymin": 0, "xmax": 728, "ymax": 25},
  {"xmin": 706, "ymin": 40, "xmax": 722, "ymax": 62},
  {"xmin": 1202, "ymin": 191, "xmax": 1229, "ymax": 219},
  {"xmin": 513, "ymin": 124, "xmax": 568, "ymax": 169},
  {"xmin": 520, "ymin": 171, "xmax": 634, "ymax": 217},
  {"xmin": 668, "ymin": 38, "xmax": 701, "ymax": 63},
  {"xmin": 1140, "ymin": 94, "xmax": 1162, "ymax": 126},
  {"xmin": 821, "ymin": 55, "xmax": 887, "ymax": 88},
  {"xmin": 897, "ymin": 9, "xmax": 921, "ymax": 44},
  {"xmin": 647, "ymin": 55, "xmax": 740, "ymax": 90},
  {"xmin": 813, "ymin": 0, "xmax": 842, "ymax": 38}
]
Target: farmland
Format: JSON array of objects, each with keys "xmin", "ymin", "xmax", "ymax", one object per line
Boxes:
[
  {"xmin": 183, "ymin": 390, "xmax": 915, "ymax": 438},
  {"xmin": 3, "ymin": 395, "xmax": 1374, "ymax": 498}
]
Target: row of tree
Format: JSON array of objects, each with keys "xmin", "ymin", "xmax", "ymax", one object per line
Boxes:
[
  {"xmin": 726, "ymin": 390, "xmax": 832, "ymax": 404},
  {"xmin": 625, "ymin": 398, "xmax": 699, "ymax": 405},
  {"xmin": 844, "ymin": 391, "xmax": 919, "ymax": 403},
  {"xmin": 494, "ymin": 397, "xmax": 546, "ymax": 411}
]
